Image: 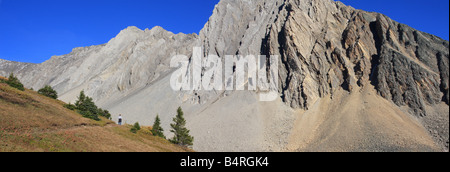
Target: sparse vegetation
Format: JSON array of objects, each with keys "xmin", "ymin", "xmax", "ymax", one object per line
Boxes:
[
  {"xmin": 63, "ymin": 103, "xmax": 76, "ymax": 111},
  {"xmin": 0, "ymin": 81, "xmax": 191, "ymax": 152},
  {"xmin": 0, "ymin": 82, "xmax": 35, "ymax": 106},
  {"xmin": 38, "ymin": 85, "xmax": 58, "ymax": 99},
  {"xmin": 130, "ymin": 122, "xmax": 141, "ymax": 133},
  {"xmin": 98, "ymin": 108, "xmax": 112, "ymax": 120},
  {"xmin": 65, "ymin": 90, "xmax": 111, "ymax": 121},
  {"xmin": 169, "ymin": 107, "xmax": 194, "ymax": 147},
  {"xmin": 2, "ymin": 73, "xmax": 25, "ymax": 91},
  {"xmin": 152, "ymin": 115, "xmax": 165, "ymax": 139}
]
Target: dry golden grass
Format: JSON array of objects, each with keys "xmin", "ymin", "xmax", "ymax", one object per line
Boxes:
[
  {"xmin": 0, "ymin": 83, "xmax": 92, "ymax": 133},
  {"xmin": 0, "ymin": 83, "xmax": 190, "ymax": 152}
]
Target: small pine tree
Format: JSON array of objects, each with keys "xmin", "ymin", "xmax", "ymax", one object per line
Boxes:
[
  {"xmin": 63, "ymin": 103, "xmax": 77, "ymax": 111},
  {"xmin": 72, "ymin": 90, "xmax": 112, "ymax": 121},
  {"xmin": 38, "ymin": 85, "xmax": 58, "ymax": 99},
  {"xmin": 78, "ymin": 110, "xmax": 100, "ymax": 121},
  {"xmin": 6, "ymin": 73, "xmax": 24, "ymax": 91},
  {"xmin": 74, "ymin": 90, "xmax": 100, "ymax": 121},
  {"xmin": 98, "ymin": 108, "xmax": 112, "ymax": 120},
  {"xmin": 75, "ymin": 90, "xmax": 87, "ymax": 109},
  {"xmin": 130, "ymin": 122, "xmax": 141, "ymax": 133},
  {"xmin": 152, "ymin": 115, "xmax": 165, "ymax": 139},
  {"xmin": 169, "ymin": 107, "xmax": 193, "ymax": 147}
]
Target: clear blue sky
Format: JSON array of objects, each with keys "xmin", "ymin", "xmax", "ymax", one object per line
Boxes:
[
  {"xmin": 339, "ymin": 0, "xmax": 449, "ymax": 40},
  {"xmin": 0, "ymin": 0, "xmax": 448, "ymax": 63}
]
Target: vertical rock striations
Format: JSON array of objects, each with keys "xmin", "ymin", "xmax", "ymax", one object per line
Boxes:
[
  {"xmin": 199, "ymin": 0, "xmax": 448, "ymax": 150},
  {"xmin": 246, "ymin": 0, "xmax": 449, "ymax": 117}
]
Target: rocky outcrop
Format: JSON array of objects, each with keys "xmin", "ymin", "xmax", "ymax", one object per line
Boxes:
[
  {"xmin": 198, "ymin": 0, "xmax": 448, "ymax": 116},
  {"xmin": 198, "ymin": 0, "xmax": 449, "ymax": 150},
  {"xmin": 255, "ymin": 0, "xmax": 449, "ymax": 117},
  {"xmin": 372, "ymin": 19, "xmax": 449, "ymax": 116},
  {"xmin": 0, "ymin": 26, "xmax": 198, "ymax": 104},
  {"xmin": 0, "ymin": 59, "xmax": 35, "ymax": 77}
]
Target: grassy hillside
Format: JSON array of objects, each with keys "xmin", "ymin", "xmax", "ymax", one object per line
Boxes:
[{"xmin": 0, "ymin": 77, "xmax": 190, "ymax": 152}]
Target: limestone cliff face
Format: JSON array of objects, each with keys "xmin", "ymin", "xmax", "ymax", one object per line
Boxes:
[
  {"xmin": 263, "ymin": 0, "xmax": 449, "ymax": 116},
  {"xmin": 199, "ymin": 0, "xmax": 448, "ymax": 117},
  {"xmin": 0, "ymin": 0, "xmax": 448, "ymax": 151},
  {"xmin": 198, "ymin": 0, "xmax": 449, "ymax": 150},
  {"xmin": 1, "ymin": 26, "xmax": 198, "ymax": 104},
  {"xmin": 370, "ymin": 17, "xmax": 449, "ymax": 116}
]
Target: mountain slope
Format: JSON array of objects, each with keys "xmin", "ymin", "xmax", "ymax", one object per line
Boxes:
[
  {"xmin": 0, "ymin": 79, "xmax": 189, "ymax": 152},
  {"xmin": 256, "ymin": 0, "xmax": 449, "ymax": 150},
  {"xmin": 0, "ymin": 0, "xmax": 448, "ymax": 151},
  {"xmin": 0, "ymin": 26, "xmax": 198, "ymax": 105},
  {"xmin": 197, "ymin": 0, "xmax": 448, "ymax": 151},
  {"xmin": 287, "ymin": 86, "xmax": 440, "ymax": 151}
]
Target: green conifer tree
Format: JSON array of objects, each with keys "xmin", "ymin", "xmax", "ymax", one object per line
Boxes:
[
  {"xmin": 74, "ymin": 90, "xmax": 100, "ymax": 121},
  {"xmin": 169, "ymin": 107, "xmax": 193, "ymax": 147},
  {"xmin": 130, "ymin": 122, "xmax": 141, "ymax": 133},
  {"xmin": 6, "ymin": 73, "xmax": 24, "ymax": 91},
  {"xmin": 38, "ymin": 85, "xmax": 58, "ymax": 99},
  {"xmin": 152, "ymin": 115, "xmax": 165, "ymax": 139}
]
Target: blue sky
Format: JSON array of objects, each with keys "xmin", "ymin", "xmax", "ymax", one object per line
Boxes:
[
  {"xmin": 339, "ymin": 0, "xmax": 449, "ymax": 41},
  {"xmin": 0, "ymin": 0, "xmax": 448, "ymax": 63}
]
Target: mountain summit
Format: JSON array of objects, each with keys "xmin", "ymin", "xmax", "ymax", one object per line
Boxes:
[{"xmin": 1, "ymin": 0, "xmax": 448, "ymax": 152}]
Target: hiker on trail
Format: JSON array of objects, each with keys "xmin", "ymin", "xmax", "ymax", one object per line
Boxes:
[{"xmin": 118, "ymin": 114, "xmax": 123, "ymax": 125}]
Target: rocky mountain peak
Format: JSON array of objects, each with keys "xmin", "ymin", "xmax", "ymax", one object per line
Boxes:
[
  {"xmin": 196, "ymin": 0, "xmax": 449, "ymax": 150},
  {"xmin": 147, "ymin": 25, "xmax": 167, "ymax": 33}
]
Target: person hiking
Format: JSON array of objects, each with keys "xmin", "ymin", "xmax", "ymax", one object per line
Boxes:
[{"xmin": 118, "ymin": 114, "xmax": 123, "ymax": 125}]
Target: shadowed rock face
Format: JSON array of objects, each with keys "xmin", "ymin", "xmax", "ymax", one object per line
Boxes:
[
  {"xmin": 260, "ymin": 0, "xmax": 449, "ymax": 115},
  {"xmin": 199, "ymin": 0, "xmax": 448, "ymax": 115},
  {"xmin": 1, "ymin": 0, "xmax": 448, "ymax": 151}
]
